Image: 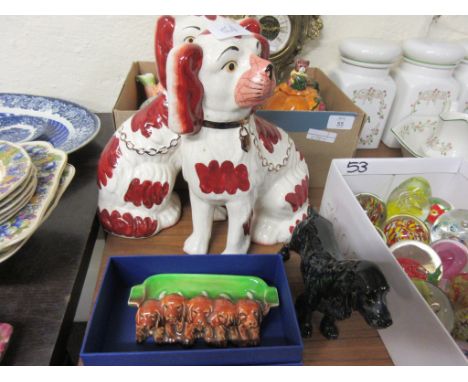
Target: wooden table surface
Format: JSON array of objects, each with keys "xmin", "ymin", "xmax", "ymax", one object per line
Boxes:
[{"xmin": 97, "ymin": 143, "xmax": 402, "ymax": 366}]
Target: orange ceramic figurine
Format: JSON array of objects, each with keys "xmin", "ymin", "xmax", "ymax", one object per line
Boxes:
[
  {"xmin": 261, "ymin": 59, "xmax": 326, "ymax": 111},
  {"xmin": 135, "ymin": 299, "xmax": 164, "ymax": 343}
]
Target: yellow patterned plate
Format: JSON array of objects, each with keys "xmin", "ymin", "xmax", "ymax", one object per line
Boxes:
[
  {"xmin": 0, "ymin": 141, "xmax": 66, "ymax": 252},
  {"xmin": 0, "ymin": 172, "xmax": 37, "ymax": 223},
  {"xmin": 0, "ymin": 163, "xmax": 74, "ymax": 263},
  {"xmin": 0, "ymin": 141, "xmax": 32, "ymax": 202}
]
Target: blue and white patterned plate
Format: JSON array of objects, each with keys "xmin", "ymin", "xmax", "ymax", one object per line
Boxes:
[
  {"xmin": 0, "ymin": 93, "xmax": 100, "ymax": 153},
  {"xmin": 0, "ymin": 114, "xmax": 48, "ymax": 143}
]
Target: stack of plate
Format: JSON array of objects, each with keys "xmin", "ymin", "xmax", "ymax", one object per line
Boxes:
[{"xmin": 0, "ymin": 140, "xmax": 75, "ymax": 263}]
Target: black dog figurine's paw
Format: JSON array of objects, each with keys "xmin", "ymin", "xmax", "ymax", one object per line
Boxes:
[
  {"xmin": 320, "ymin": 317, "xmax": 339, "ymax": 340},
  {"xmin": 279, "ymin": 245, "xmax": 290, "ymax": 262},
  {"xmin": 300, "ymin": 322, "xmax": 313, "ymax": 338}
]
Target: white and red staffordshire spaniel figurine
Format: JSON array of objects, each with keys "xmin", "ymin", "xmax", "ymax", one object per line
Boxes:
[
  {"xmin": 97, "ymin": 16, "xmax": 310, "ymax": 254},
  {"xmin": 165, "ymin": 18, "xmax": 310, "ymax": 254},
  {"xmin": 97, "ymin": 16, "xmax": 211, "ymax": 238}
]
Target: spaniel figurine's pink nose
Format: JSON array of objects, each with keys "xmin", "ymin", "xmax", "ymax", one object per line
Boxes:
[{"xmin": 235, "ymin": 54, "xmax": 276, "ymax": 108}]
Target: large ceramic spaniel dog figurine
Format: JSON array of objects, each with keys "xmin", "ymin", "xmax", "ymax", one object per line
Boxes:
[
  {"xmin": 97, "ymin": 16, "xmax": 310, "ymax": 253},
  {"xmin": 97, "ymin": 16, "xmax": 211, "ymax": 238},
  {"xmin": 165, "ymin": 19, "xmax": 310, "ymax": 254}
]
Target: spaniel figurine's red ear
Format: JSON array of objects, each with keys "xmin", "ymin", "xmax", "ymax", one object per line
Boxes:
[
  {"xmin": 154, "ymin": 15, "xmax": 175, "ymax": 89},
  {"xmin": 239, "ymin": 18, "xmax": 270, "ymax": 59},
  {"xmin": 239, "ymin": 17, "xmax": 261, "ymax": 34},
  {"xmin": 166, "ymin": 43, "xmax": 204, "ymax": 135}
]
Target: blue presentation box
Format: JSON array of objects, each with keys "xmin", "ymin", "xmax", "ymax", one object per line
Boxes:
[{"xmin": 80, "ymin": 254, "xmax": 303, "ymax": 366}]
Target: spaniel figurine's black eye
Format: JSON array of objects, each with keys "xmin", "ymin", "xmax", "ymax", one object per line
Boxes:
[{"xmin": 222, "ymin": 61, "xmax": 238, "ymax": 73}]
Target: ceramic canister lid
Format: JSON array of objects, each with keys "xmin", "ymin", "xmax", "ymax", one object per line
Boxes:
[
  {"xmin": 403, "ymin": 38, "xmax": 465, "ymax": 68},
  {"xmin": 339, "ymin": 38, "xmax": 402, "ymax": 67}
]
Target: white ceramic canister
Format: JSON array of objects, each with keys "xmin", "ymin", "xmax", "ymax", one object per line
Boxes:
[
  {"xmin": 330, "ymin": 38, "xmax": 401, "ymax": 149},
  {"xmin": 382, "ymin": 38, "xmax": 464, "ymax": 148},
  {"xmin": 454, "ymin": 40, "xmax": 468, "ymax": 113}
]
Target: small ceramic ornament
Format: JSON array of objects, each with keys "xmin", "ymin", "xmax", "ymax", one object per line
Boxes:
[
  {"xmin": 0, "ymin": 323, "xmax": 13, "ymax": 362},
  {"xmin": 383, "ymin": 214, "xmax": 431, "ymax": 247},
  {"xmin": 260, "ymin": 58, "xmax": 326, "ymax": 111},
  {"xmin": 431, "ymin": 209, "xmax": 468, "ymax": 246},
  {"xmin": 280, "ymin": 208, "xmax": 393, "ymax": 339},
  {"xmin": 128, "ymin": 273, "xmax": 279, "ymax": 347},
  {"xmin": 137, "ymin": 73, "xmax": 162, "ymax": 109},
  {"xmin": 386, "ymin": 177, "xmax": 432, "ymax": 221},
  {"xmin": 137, "ymin": 73, "xmax": 161, "ymax": 100},
  {"xmin": 356, "ymin": 192, "xmax": 387, "ymax": 227}
]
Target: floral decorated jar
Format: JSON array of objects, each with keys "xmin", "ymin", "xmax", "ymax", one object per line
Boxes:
[
  {"xmin": 329, "ymin": 38, "xmax": 401, "ymax": 149},
  {"xmin": 382, "ymin": 38, "xmax": 464, "ymax": 148},
  {"xmin": 454, "ymin": 40, "xmax": 468, "ymax": 113}
]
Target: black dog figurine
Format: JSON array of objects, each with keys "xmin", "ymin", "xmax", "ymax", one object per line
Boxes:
[{"xmin": 280, "ymin": 207, "xmax": 393, "ymax": 339}]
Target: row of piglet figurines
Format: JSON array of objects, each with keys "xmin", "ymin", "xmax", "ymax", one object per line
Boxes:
[
  {"xmin": 97, "ymin": 15, "xmax": 310, "ymax": 254},
  {"xmin": 135, "ymin": 295, "xmax": 268, "ymax": 347}
]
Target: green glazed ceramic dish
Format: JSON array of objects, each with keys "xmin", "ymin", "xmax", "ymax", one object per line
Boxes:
[{"xmin": 129, "ymin": 273, "xmax": 280, "ymax": 307}]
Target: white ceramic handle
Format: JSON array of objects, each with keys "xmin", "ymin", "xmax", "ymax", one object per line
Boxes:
[{"xmin": 439, "ymin": 111, "xmax": 468, "ymax": 122}]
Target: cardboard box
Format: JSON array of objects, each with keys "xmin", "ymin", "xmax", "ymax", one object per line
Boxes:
[
  {"xmin": 113, "ymin": 61, "xmax": 156, "ymax": 129},
  {"xmin": 257, "ymin": 68, "xmax": 366, "ymax": 188},
  {"xmin": 113, "ymin": 63, "xmax": 365, "ymax": 188},
  {"xmin": 320, "ymin": 157, "xmax": 468, "ymax": 366},
  {"xmin": 80, "ymin": 254, "xmax": 303, "ymax": 366}
]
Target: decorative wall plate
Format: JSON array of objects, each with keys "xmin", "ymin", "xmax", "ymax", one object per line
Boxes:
[
  {"xmin": 0, "ymin": 93, "xmax": 100, "ymax": 153},
  {"xmin": 0, "ymin": 141, "xmax": 66, "ymax": 251},
  {"xmin": 0, "ymin": 114, "xmax": 47, "ymax": 143},
  {"xmin": 0, "ymin": 141, "xmax": 32, "ymax": 202}
]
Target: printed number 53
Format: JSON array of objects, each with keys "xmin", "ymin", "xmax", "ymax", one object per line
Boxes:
[{"xmin": 346, "ymin": 161, "xmax": 368, "ymax": 173}]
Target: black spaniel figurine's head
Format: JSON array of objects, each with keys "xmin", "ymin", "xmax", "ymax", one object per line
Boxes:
[{"xmin": 352, "ymin": 261, "xmax": 393, "ymax": 329}]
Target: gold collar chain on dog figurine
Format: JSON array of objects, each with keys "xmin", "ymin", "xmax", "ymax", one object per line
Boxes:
[{"xmin": 118, "ymin": 130, "xmax": 181, "ymax": 156}]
